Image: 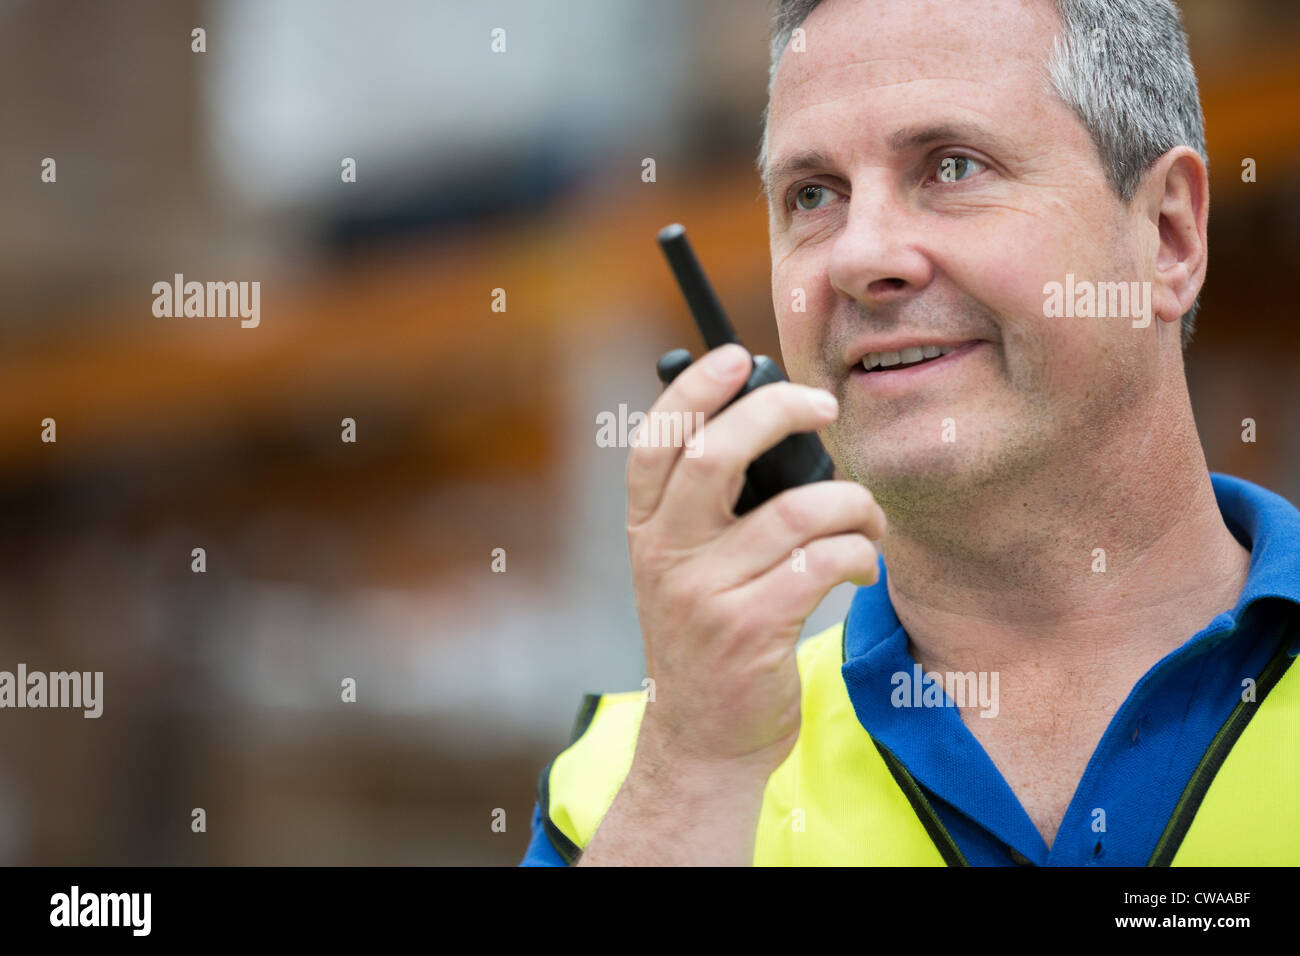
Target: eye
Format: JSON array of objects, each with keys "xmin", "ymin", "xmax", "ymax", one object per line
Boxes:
[
  {"xmin": 934, "ymin": 155, "xmax": 985, "ymax": 183},
  {"xmin": 793, "ymin": 183, "xmax": 836, "ymax": 212}
]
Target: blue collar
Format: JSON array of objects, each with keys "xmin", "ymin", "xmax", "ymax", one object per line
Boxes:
[
  {"xmin": 838, "ymin": 471, "xmax": 1300, "ymax": 864},
  {"xmin": 845, "ymin": 472, "xmax": 1300, "ymax": 663},
  {"xmin": 1212, "ymin": 473, "xmax": 1300, "ymax": 654}
]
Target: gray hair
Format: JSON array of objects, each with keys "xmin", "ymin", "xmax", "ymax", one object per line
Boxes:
[{"xmin": 758, "ymin": 0, "xmax": 1207, "ymax": 349}]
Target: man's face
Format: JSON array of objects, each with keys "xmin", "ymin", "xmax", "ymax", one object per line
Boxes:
[{"xmin": 766, "ymin": 0, "xmax": 1162, "ymax": 510}]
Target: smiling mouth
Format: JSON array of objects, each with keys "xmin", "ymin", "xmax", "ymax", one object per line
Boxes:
[{"xmin": 861, "ymin": 344, "xmax": 960, "ymax": 372}]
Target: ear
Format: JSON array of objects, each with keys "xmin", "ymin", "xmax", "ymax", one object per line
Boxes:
[{"xmin": 1142, "ymin": 147, "xmax": 1209, "ymax": 326}]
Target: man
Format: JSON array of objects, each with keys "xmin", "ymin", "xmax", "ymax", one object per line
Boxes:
[{"xmin": 520, "ymin": 0, "xmax": 1300, "ymax": 866}]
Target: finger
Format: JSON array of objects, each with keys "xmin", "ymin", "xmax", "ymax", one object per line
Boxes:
[
  {"xmin": 735, "ymin": 532, "xmax": 881, "ymax": 628},
  {"xmin": 655, "ymin": 380, "xmax": 840, "ymax": 540},
  {"xmin": 626, "ymin": 343, "xmax": 752, "ymax": 527},
  {"xmin": 711, "ymin": 480, "xmax": 887, "ymax": 585}
]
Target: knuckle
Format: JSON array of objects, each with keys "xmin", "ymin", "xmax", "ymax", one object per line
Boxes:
[
  {"xmin": 692, "ymin": 588, "xmax": 734, "ymax": 634},
  {"xmin": 771, "ymin": 491, "xmax": 811, "ymax": 537},
  {"xmin": 625, "ymin": 442, "xmax": 652, "ymax": 480},
  {"xmin": 628, "ymin": 525, "xmax": 675, "ymax": 574},
  {"xmin": 626, "ymin": 535, "xmax": 654, "ymax": 576},
  {"xmin": 773, "ymin": 382, "xmax": 812, "ymax": 416},
  {"xmin": 625, "ymin": 520, "xmax": 649, "ymax": 552},
  {"xmin": 813, "ymin": 534, "xmax": 873, "ymax": 580},
  {"xmin": 738, "ymin": 381, "xmax": 797, "ymax": 421},
  {"xmin": 721, "ymin": 603, "xmax": 765, "ymax": 647},
  {"xmin": 664, "ymin": 576, "xmax": 696, "ymax": 610},
  {"xmin": 673, "ymin": 358, "xmax": 735, "ymax": 409},
  {"xmin": 680, "ymin": 444, "xmax": 728, "ymax": 481}
]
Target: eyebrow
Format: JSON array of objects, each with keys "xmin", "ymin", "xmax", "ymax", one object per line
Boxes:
[
  {"xmin": 763, "ymin": 149, "xmax": 836, "ymax": 201},
  {"xmin": 887, "ymin": 121, "xmax": 1008, "ymax": 153},
  {"xmin": 763, "ymin": 121, "xmax": 1011, "ymax": 202}
]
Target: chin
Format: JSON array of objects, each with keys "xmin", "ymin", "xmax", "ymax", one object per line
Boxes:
[{"xmin": 836, "ymin": 438, "xmax": 989, "ymax": 510}]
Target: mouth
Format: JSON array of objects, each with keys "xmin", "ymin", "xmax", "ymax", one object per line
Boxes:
[
  {"xmin": 847, "ymin": 340, "xmax": 986, "ymax": 390},
  {"xmin": 860, "ymin": 343, "xmax": 962, "ymax": 373}
]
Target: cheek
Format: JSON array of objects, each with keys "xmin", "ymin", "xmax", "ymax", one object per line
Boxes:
[
  {"xmin": 947, "ymin": 217, "xmax": 1058, "ymax": 331},
  {"xmin": 771, "ymin": 258, "xmax": 834, "ymax": 388},
  {"xmin": 938, "ymin": 215, "xmax": 1120, "ymax": 391}
]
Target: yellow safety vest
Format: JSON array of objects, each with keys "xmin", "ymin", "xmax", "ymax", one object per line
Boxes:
[{"xmin": 539, "ymin": 621, "xmax": 1300, "ymax": 865}]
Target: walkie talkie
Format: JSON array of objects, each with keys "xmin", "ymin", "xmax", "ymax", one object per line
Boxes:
[{"xmin": 655, "ymin": 223, "xmax": 835, "ymax": 516}]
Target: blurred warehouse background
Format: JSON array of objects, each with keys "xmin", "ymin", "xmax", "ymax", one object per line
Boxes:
[{"xmin": 0, "ymin": 0, "xmax": 1297, "ymax": 864}]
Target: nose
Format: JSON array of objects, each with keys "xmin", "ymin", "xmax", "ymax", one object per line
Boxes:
[{"xmin": 826, "ymin": 183, "xmax": 933, "ymax": 308}]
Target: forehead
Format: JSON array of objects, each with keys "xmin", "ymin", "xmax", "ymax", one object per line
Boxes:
[{"xmin": 767, "ymin": 0, "xmax": 1062, "ymax": 167}]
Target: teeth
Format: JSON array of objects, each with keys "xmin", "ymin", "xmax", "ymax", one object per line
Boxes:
[{"xmin": 862, "ymin": 344, "xmax": 961, "ymax": 371}]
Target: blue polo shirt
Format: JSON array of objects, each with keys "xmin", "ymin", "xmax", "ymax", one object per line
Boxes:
[{"xmin": 520, "ymin": 472, "xmax": 1300, "ymax": 866}]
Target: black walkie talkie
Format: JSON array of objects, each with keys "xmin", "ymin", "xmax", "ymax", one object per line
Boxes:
[{"xmin": 655, "ymin": 223, "xmax": 835, "ymax": 516}]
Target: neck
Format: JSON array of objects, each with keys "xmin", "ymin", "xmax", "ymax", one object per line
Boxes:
[{"xmin": 880, "ymin": 388, "xmax": 1251, "ymax": 676}]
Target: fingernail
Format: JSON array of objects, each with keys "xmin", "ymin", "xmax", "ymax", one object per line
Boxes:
[
  {"xmin": 703, "ymin": 344, "xmax": 749, "ymax": 380},
  {"xmin": 808, "ymin": 389, "xmax": 838, "ymax": 416}
]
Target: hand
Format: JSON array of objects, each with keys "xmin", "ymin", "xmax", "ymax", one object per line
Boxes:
[{"xmin": 625, "ymin": 342, "xmax": 886, "ymax": 782}]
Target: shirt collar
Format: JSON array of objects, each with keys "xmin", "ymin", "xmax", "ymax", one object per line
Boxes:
[
  {"xmin": 1212, "ymin": 473, "xmax": 1300, "ymax": 646},
  {"xmin": 845, "ymin": 471, "xmax": 1300, "ymax": 663}
]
